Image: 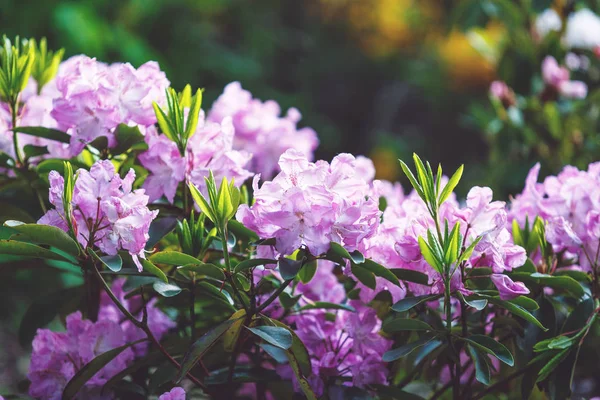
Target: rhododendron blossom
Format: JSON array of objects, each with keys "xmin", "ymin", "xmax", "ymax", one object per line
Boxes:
[
  {"xmin": 38, "ymin": 160, "xmax": 158, "ymax": 270},
  {"xmin": 51, "ymin": 55, "xmax": 169, "ymax": 156},
  {"xmin": 208, "ymin": 82, "xmax": 319, "ymax": 179},
  {"xmin": 139, "ymin": 114, "xmax": 253, "ymax": 202},
  {"xmin": 237, "ymin": 149, "xmax": 381, "ymax": 257}
]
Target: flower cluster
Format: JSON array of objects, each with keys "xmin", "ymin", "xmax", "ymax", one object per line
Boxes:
[
  {"xmin": 28, "ymin": 279, "xmax": 173, "ymax": 400},
  {"xmin": 38, "ymin": 160, "xmax": 158, "ymax": 270},
  {"xmin": 510, "ymin": 162, "xmax": 600, "ymax": 271},
  {"xmin": 51, "ymin": 55, "xmax": 169, "ymax": 156},
  {"xmin": 139, "ymin": 114, "xmax": 253, "ymax": 202},
  {"xmin": 259, "ymin": 262, "xmax": 390, "ymax": 396},
  {"xmin": 362, "ymin": 182, "xmax": 528, "ymax": 301},
  {"xmin": 236, "ymin": 149, "xmax": 381, "ymax": 257},
  {"xmin": 208, "ymin": 82, "xmax": 319, "ymax": 179}
]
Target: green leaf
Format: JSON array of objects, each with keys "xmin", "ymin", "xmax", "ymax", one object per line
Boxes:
[
  {"xmin": 140, "ymin": 258, "xmax": 168, "ymax": 283},
  {"xmin": 529, "ymin": 273, "xmax": 585, "ymax": 298},
  {"xmin": 227, "ymin": 220, "xmax": 259, "ymax": 242},
  {"xmin": 391, "ymin": 294, "xmax": 441, "ymax": 312},
  {"xmin": 178, "ymin": 263, "xmax": 224, "ymax": 280},
  {"xmin": 468, "ymin": 344, "xmax": 491, "ymax": 385},
  {"xmin": 537, "ymin": 348, "xmax": 572, "ymax": 382},
  {"xmin": 0, "ymin": 239, "xmax": 71, "ymax": 261},
  {"xmin": 299, "ymin": 302, "xmax": 356, "ymax": 312},
  {"xmin": 382, "ymin": 318, "xmax": 434, "ymax": 332},
  {"xmin": 5, "ymin": 221, "xmax": 80, "ymax": 256},
  {"xmin": 233, "ymin": 258, "xmax": 277, "ymax": 274},
  {"xmin": 23, "ymin": 144, "xmax": 48, "ymax": 158},
  {"xmin": 418, "ymin": 236, "xmax": 443, "ymax": 274},
  {"xmin": 188, "ymin": 182, "xmax": 216, "ymax": 224},
  {"xmin": 390, "ymin": 268, "xmax": 430, "ymax": 285},
  {"xmin": 184, "ymin": 88, "xmax": 203, "ymax": 139},
  {"xmin": 504, "ymin": 295, "xmax": 539, "ymax": 311},
  {"xmin": 268, "ymin": 318, "xmax": 312, "ymax": 376},
  {"xmin": 351, "ymin": 263, "xmax": 376, "ymax": 289},
  {"xmin": 152, "ymin": 281, "xmax": 181, "ymax": 297},
  {"xmin": 100, "ymin": 254, "xmax": 122, "ymax": 272},
  {"xmin": 399, "ymin": 159, "xmax": 425, "ymax": 201},
  {"xmin": 486, "ymin": 297, "xmax": 547, "ymax": 330},
  {"xmin": 297, "ymin": 259, "xmax": 317, "ymax": 283},
  {"xmin": 279, "ymin": 257, "xmax": 304, "ymax": 280},
  {"xmin": 112, "ymin": 124, "xmax": 145, "ymax": 155},
  {"xmin": 462, "ymin": 294, "xmax": 488, "ymax": 310},
  {"xmin": 383, "ymin": 334, "xmax": 438, "ymax": 362},
  {"xmin": 329, "ymin": 242, "xmax": 352, "ymax": 260},
  {"xmin": 554, "ymin": 269, "xmax": 591, "ymax": 282},
  {"xmin": 12, "ymin": 126, "xmax": 70, "ymax": 143},
  {"xmin": 279, "ymin": 291, "xmax": 302, "ymax": 309},
  {"xmin": 149, "ymin": 251, "xmax": 201, "ymax": 266},
  {"xmin": 361, "ymin": 259, "xmax": 399, "ymax": 285},
  {"xmin": 62, "ymin": 339, "xmax": 146, "ymax": 399},
  {"xmin": 260, "ymin": 343, "xmax": 289, "ymax": 364},
  {"xmin": 177, "ymin": 317, "xmax": 239, "ymax": 382},
  {"xmin": 223, "ymin": 309, "xmax": 247, "ymax": 352},
  {"xmin": 247, "ymin": 326, "xmax": 293, "ymax": 350},
  {"xmin": 463, "ymin": 334, "xmax": 514, "ymax": 366},
  {"xmin": 438, "ymin": 165, "xmax": 463, "ymax": 205}
]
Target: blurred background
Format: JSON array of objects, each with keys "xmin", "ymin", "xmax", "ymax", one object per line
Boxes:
[
  {"xmin": 3, "ymin": 0, "xmax": 600, "ymax": 394},
  {"xmin": 0, "ymin": 0, "xmax": 558, "ymax": 197}
]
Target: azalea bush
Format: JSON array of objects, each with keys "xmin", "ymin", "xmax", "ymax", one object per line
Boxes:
[{"xmin": 1, "ymin": 34, "xmax": 600, "ymax": 400}]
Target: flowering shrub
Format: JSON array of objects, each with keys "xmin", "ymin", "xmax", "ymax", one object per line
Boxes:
[{"xmin": 1, "ymin": 34, "xmax": 600, "ymax": 400}]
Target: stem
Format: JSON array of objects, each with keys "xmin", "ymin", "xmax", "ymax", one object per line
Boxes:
[
  {"xmin": 472, "ymin": 362, "xmax": 538, "ymax": 400},
  {"xmin": 190, "ymin": 277, "xmax": 197, "ymax": 342},
  {"xmin": 256, "ymin": 279, "xmax": 293, "ymax": 314},
  {"xmin": 92, "ymin": 264, "xmax": 208, "ymax": 390},
  {"xmin": 219, "ymin": 225, "xmax": 249, "ymax": 312},
  {"xmin": 10, "ymin": 99, "xmax": 22, "ymax": 166}
]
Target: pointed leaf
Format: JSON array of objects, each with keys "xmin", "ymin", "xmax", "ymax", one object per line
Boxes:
[
  {"xmin": 391, "ymin": 294, "xmax": 442, "ymax": 312},
  {"xmin": 247, "ymin": 326, "xmax": 293, "ymax": 350},
  {"xmin": 5, "ymin": 221, "xmax": 79, "ymax": 256},
  {"xmin": 390, "ymin": 268, "xmax": 430, "ymax": 285},
  {"xmin": 152, "ymin": 281, "xmax": 182, "ymax": 297},
  {"xmin": 234, "ymin": 258, "xmax": 277, "ymax": 274},
  {"xmin": 383, "ymin": 334, "xmax": 438, "ymax": 362},
  {"xmin": 13, "ymin": 126, "xmax": 70, "ymax": 143},
  {"xmin": 382, "ymin": 318, "xmax": 434, "ymax": 332},
  {"xmin": 361, "ymin": 259, "xmax": 399, "ymax": 285},
  {"xmin": 149, "ymin": 251, "xmax": 201, "ymax": 266},
  {"xmin": 140, "ymin": 259, "xmax": 168, "ymax": 283},
  {"xmin": 463, "ymin": 334, "xmax": 514, "ymax": 366},
  {"xmin": 439, "ymin": 164, "xmax": 463, "ymax": 205},
  {"xmin": 0, "ymin": 240, "xmax": 71, "ymax": 261},
  {"xmin": 63, "ymin": 339, "xmax": 147, "ymax": 399},
  {"xmin": 351, "ymin": 264, "xmax": 376, "ymax": 289}
]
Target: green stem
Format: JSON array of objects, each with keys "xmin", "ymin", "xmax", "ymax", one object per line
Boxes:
[
  {"xmin": 10, "ymin": 99, "xmax": 22, "ymax": 166},
  {"xmin": 256, "ymin": 279, "xmax": 293, "ymax": 315}
]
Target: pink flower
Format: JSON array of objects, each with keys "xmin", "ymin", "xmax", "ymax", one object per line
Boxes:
[
  {"xmin": 51, "ymin": 56, "xmax": 169, "ymax": 156},
  {"xmin": 491, "ymin": 274, "xmax": 530, "ymax": 300},
  {"xmin": 208, "ymin": 82, "xmax": 319, "ymax": 179},
  {"xmin": 158, "ymin": 387, "xmax": 186, "ymax": 400},
  {"xmin": 28, "ymin": 311, "xmax": 134, "ymax": 400},
  {"xmin": 38, "ymin": 160, "xmax": 158, "ymax": 270},
  {"xmin": 546, "ymin": 216, "xmax": 583, "ymax": 251},
  {"xmin": 237, "ymin": 149, "xmax": 380, "ymax": 257},
  {"xmin": 139, "ymin": 114, "xmax": 253, "ymax": 202}
]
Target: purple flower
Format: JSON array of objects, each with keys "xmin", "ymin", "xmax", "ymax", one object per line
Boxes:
[
  {"xmin": 208, "ymin": 82, "xmax": 319, "ymax": 179},
  {"xmin": 28, "ymin": 311, "xmax": 134, "ymax": 400},
  {"xmin": 38, "ymin": 160, "xmax": 158, "ymax": 270},
  {"xmin": 139, "ymin": 114, "xmax": 253, "ymax": 202},
  {"xmin": 546, "ymin": 216, "xmax": 583, "ymax": 251},
  {"xmin": 99, "ymin": 279, "xmax": 176, "ymax": 356},
  {"xmin": 237, "ymin": 149, "xmax": 380, "ymax": 257},
  {"xmin": 158, "ymin": 387, "xmax": 186, "ymax": 400},
  {"xmin": 51, "ymin": 56, "xmax": 169, "ymax": 156},
  {"xmin": 490, "ymin": 274, "xmax": 530, "ymax": 300}
]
